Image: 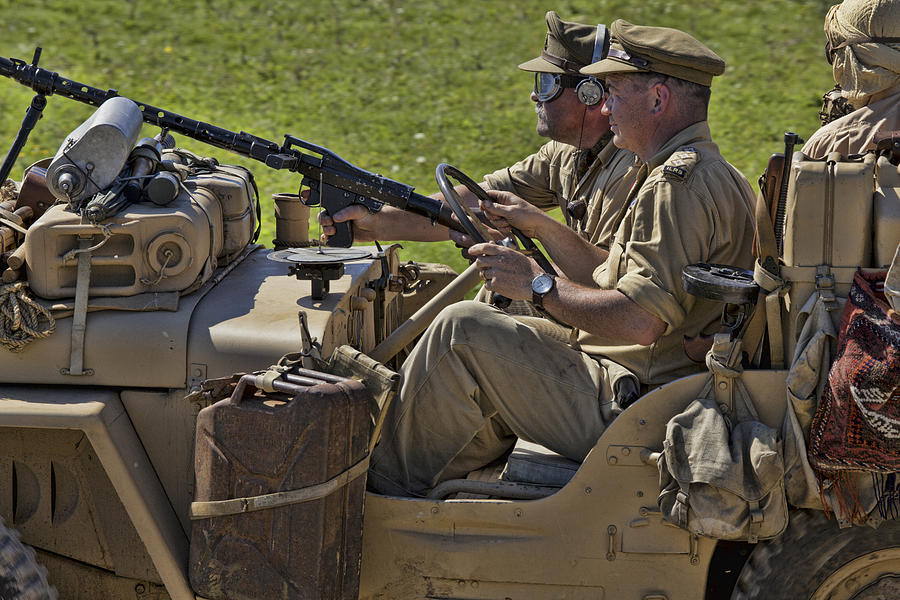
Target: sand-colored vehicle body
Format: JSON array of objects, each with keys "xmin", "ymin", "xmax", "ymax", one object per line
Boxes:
[{"xmin": 0, "ymin": 104, "xmax": 898, "ymax": 599}]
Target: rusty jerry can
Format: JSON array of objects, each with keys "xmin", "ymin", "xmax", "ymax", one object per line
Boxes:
[{"xmin": 189, "ymin": 365, "xmax": 371, "ymax": 600}]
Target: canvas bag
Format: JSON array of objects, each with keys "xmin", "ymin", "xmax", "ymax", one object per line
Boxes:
[{"xmin": 657, "ymin": 335, "xmax": 789, "ymax": 543}]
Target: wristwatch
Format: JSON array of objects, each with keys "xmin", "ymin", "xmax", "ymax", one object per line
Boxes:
[{"xmin": 531, "ymin": 273, "xmax": 556, "ymax": 309}]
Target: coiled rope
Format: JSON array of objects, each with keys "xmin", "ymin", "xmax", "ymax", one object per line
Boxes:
[{"xmin": 0, "ymin": 282, "xmax": 56, "ymax": 352}]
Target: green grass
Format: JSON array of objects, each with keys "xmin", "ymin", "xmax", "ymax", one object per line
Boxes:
[{"xmin": 0, "ymin": 0, "xmax": 834, "ymax": 275}]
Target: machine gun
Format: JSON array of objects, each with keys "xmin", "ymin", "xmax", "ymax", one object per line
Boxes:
[{"xmin": 0, "ymin": 48, "xmax": 462, "ymax": 247}]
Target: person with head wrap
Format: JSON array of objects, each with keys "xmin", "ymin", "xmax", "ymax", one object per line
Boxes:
[
  {"xmin": 803, "ymin": 0, "xmax": 900, "ymax": 159},
  {"xmin": 319, "ymin": 12, "xmax": 635, "ymax": 258}
]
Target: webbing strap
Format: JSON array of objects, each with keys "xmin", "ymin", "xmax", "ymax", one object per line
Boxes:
[
  {"xmin": 190, "ymin": 455, "xmax": 369, "ymax": 519},
  {"xmin": 765, "ymin": 292, "xmax": 786, "ymax": 369},
  {"xmin": 674, "ymin": 489, "xmax": 690, "ymax": 528},
  {"xmin": 747, "ymin": 499, "xmax": 763, "ymax": 544},
  {"xmin": 66, "ymin": 237, "xmax": 92, "ymax": 376},
  {"xmin": 750, "ymin": 189, "xmax": 788, "ymax": 368},
  {"xmin": 824, "ymin": 154, "xmax": 838, "ymax": 266},
  {"xmin": 255, "ymin": 368, "xmax": 285, "ymax": 393},
  {"xmin": 754, "ymin": 189, "xmax": 778, "ymax": 274}
]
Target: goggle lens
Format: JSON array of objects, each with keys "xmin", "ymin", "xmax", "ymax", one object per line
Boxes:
[{"xmin": 534, "ymin": 72, "xmax": 563, "ymax": 102}]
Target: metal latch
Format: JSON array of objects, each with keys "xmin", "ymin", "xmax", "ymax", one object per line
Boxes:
[{"xmin": 815, "ymin": 265, "xmax": 839, "ymax": 310}]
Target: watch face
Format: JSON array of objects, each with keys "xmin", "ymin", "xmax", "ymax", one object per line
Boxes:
[{"xmin": 532, "ymin": 273, "xmax": 554, "ymax": 295}]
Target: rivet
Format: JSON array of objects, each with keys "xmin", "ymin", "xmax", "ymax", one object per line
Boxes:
[
  {"xmin": 608, "ymin": 455, "xmax": 618, "ymax": 465},
  {"xmin": 622, "ymin": 447, "xmax": 631, "ymax": 456},
  {"xmin": 585, "ymin": 486, "xmax": 592, "ymax": 494}
]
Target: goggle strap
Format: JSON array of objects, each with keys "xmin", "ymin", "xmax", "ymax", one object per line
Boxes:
[
  {"xmin": 592, "ymin": 24, "xmax": 608, "ymax": 64},
  {"xmin": 540, "ymin": 50, "xmax": 584, "ymax": 74}
]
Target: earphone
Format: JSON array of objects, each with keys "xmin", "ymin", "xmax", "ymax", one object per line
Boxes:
[{"xmin": 575, "ymin": 24, "xmax": 609, "ymax": 106}]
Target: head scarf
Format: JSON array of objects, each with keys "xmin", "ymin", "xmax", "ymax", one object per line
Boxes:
[{"xmin": 825, "ymin": 0, "xmax": 900, "ymax": 106}]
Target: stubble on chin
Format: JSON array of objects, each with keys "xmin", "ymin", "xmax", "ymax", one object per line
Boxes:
[{"xmin": 534, "ymin": 104, "xmax": 549, "ymax": 137}]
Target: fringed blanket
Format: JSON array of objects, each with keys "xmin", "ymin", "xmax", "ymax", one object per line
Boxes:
[{"xmin": 808, "ymin": 269, "xmax": 900, "ymax": 522}]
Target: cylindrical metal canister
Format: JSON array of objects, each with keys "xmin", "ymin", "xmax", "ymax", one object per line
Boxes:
[
  {"xmin": 46, "ymin": 96, "xmax": 143, "ymax": 204},
  {"xmin": 272, "ymin": 192, "xmax": 310, "ymax": 249}
]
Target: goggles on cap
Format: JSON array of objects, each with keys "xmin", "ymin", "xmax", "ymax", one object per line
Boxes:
[{"xmin": 534, "ymin": 24, "xmax": 609, "ymax": 104}]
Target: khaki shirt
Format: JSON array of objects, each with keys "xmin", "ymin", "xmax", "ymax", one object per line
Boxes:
[
  {"xmin": 483, "ymin": 139, "xmax": 636, "ymax": 251},
  {"xmin": 802, "ymin": 88, "xmax": 900, "ymax": 159},
  {"xmin": 578, "ymin": 122, "xmax": 756, "ymax": 385}
]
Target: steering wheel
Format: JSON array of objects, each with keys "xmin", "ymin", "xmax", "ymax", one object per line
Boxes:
[
  {"xmin": 435, "ymin": 164, "xmax": 559, "ymax": 310},
  {"xmin": 435, "ymin": 164, "xmax": 559, "ymax": 276},
  {"xmin": 368, "ymin": 165, "xmax": 554, "ymax": 363},
  {"xmin": 435, "ymin": 164, "xmax": 495, "ymax": 244}
]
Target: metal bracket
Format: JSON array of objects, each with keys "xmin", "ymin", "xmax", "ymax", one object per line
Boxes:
[
  {"xmin": 189, "ymin": 363, "xmax": 208, "ymax": 390},
  {"xmin": 297, "ymin": 310, "xmax": 321, "ymax": 369},
  {"xmin": 290, "ymin": 261, "xmax": 344, "ymax": 300},
  {"xmin": 606, "ymin": 445, "xmax": 660, "ymax": 467}
]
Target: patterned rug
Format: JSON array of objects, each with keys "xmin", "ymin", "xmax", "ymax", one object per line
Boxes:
[{"xmin": 808, "ymin": 269, "xmax": 900, "ymax": 520}]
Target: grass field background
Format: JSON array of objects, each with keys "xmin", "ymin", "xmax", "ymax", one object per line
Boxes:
[{"xmin": 0, "ymin": 0, "xmax": 835, "ymax": 274}]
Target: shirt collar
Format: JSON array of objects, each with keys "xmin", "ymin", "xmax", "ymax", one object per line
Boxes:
[{"xmin": 643, "ymin": 121, "xmax": 713, "ymax": 172}]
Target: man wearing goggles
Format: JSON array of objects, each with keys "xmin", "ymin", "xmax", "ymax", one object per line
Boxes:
[
  {"xmin": 804, "ymin": 0, "xmax": 900, "ymax": 158},
  {"xmin": 320, "ymin": 11, "xmax": 634, "ymax": 260}
]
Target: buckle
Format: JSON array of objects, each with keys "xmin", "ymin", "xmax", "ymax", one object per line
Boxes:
[
  {"xmin": 815, "ymin": 265, "xmax": 839, "ymax": 310},
  {"xmin": 607, "ymin": 47, "xmax": 649, "ymax": 69}
]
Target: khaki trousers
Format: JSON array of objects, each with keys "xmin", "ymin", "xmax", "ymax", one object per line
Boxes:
[{"xmin": 369, "ymin": 301, "xmax": 613, "ymax": 496}]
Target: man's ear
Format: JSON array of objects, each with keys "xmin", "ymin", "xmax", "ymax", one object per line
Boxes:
[{"xmin": 652, "ymin": 82, "xmax": 670, "ymax": 114}]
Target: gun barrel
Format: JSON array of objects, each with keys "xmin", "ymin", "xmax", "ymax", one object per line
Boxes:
[{"xmin": 0, "ymin": 53, "xmax": 461, "ymax": 233}]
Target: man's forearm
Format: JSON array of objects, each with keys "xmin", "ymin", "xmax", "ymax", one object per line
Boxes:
[
  {"xmin": 369, "ymin": 206, "xmax": 452, "ymax": 242},
  {"xmin": 534, "ymin": 218, "xmax": 609, "ymax": 285},
  {"xmin": 542, "ymin": 280, "xmax": 666, "ymax": 346}
]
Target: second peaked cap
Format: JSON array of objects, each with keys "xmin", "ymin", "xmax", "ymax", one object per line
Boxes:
[
  {"xmin": 582, "ymin": 20, "xmax": 726, "ymax": 87},
  {"xmin": 519, "ymin": 11, "xmax": 605, "ymax": 74}
]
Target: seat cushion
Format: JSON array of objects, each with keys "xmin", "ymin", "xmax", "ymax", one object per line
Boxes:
[{"xmin": 500, "ymin": 439, "xmax": 580, "ymax": 488}]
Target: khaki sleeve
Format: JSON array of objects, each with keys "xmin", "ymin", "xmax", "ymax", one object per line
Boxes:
[
  {"xmin": 614, "ymin": 180, "xmax": 712, "ymax": 333},
  {"xmin": 482, "ymin": 142, "xmax": 560, "ymax": 211}
]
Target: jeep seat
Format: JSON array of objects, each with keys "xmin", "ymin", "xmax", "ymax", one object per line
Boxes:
[{"xmin": 500, "ymin": 439, "xmax": 580, "ymax": 488}]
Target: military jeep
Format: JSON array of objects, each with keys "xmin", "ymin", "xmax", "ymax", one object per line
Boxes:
[{"xmin": 0, "ymin": 55, "xmax": 899, "ymax": 600}]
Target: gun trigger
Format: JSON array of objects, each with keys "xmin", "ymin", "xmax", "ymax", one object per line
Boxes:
[{"xmin": 301, "ymin": 186, "xmax": 320, "ymax": 207}]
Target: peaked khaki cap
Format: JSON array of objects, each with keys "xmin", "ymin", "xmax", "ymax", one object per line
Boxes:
[
  {"xmin": 519, "ymin": 11, "xmax": 605, "ymax": 74},
  {"xmin": 581, "ymin": 20, "xmax": 726, "ymax": 87}
]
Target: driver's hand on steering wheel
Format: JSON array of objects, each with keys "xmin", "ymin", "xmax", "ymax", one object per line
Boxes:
[
  {"xmin": 481, "ymin": 190, "xmax": 553, "ymax": 240},
  {"xmin": 448, "ymin": 220, "xmax": 504, "ymax": 249},
  {"xmin": 468, "ymin": 242, "xmax": 542, "ymax": 300},
  {"xmin": 317, "ymin": 203, "xmax": 381, "ymax": 244}
]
